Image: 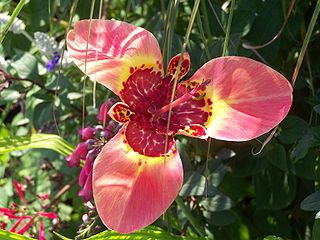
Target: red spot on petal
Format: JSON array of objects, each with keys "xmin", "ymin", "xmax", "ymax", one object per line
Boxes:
[
  {"xmin": 129, "ymin": 67, "xmax": 134, "ymax": 74},
  {"xmin": 209, "ymin": 112, "xmax": 212, "ymax": 116},
  {"xmin": 207, "ymin": 98, "xmax": 213, "ymax": 105}
]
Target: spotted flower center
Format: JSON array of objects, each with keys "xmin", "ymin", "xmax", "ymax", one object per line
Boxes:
[{"xmin": 109, "ymin": 68, "xmax": 209, "ymax": 157}]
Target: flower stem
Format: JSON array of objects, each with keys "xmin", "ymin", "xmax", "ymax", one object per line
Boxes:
[
  {"xmin": 222, "ymin": 0, "xmax": 235, "ymax": 57},
  {"xmin": 175, "ymin": 196, "xmax": 206, "ymax": 237},
  {"xmin": 164, "ymin": 0, "xmax": 200, "ymax": 155},
  {"xmin": 291, "ymin": 0, "xmax": 320, "ymax": 86},
  {"xmin": 162, "ymin": 0, "xmax": 180, "ymax": 71}
]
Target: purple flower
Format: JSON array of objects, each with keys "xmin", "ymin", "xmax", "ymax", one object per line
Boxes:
[
  {"xmin": 79, "ymin": 127, "xmax": 95, "ymax": 141},
  {"xmin": 78, "ymin": 171, "xmax": 93, "ymax": 202},
  {"xmin": 45, "ymin": 52, "xmax": 60, "ymax": 72},
  {"xmin": 66, "ymin": 142, "xmax": 88, "ymax": 167}
]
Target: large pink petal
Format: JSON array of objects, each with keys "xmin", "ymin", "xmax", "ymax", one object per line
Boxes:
[
  {"xmin": 92, "ymin": 126, "xmax": 183, "ymax": 233},
  {"xmin": 67, "ymin": 20, "xmax": 163, "ymax": 95},
  {"xmin": 187, "ymin": 56, "xmax": 292, "ymax": 141}
]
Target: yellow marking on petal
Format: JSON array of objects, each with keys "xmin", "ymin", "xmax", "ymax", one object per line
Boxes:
[{"xmin": 117, "ymin": 55, "xmax": 163, "ymax": 92}]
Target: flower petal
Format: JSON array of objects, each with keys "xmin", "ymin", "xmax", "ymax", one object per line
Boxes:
[
  {"xmin": 67, "ymin": 20, "xmax": 163, "ymax": 95},
  {"xmin": 92, "ymin": 126, "xmax": 183, "ymax": 233},
  {"xmin": 187, "ymin": 56, "xmax": 293, "ymax": 141},
  {"xmin": 13, "ymin": 180, "xmax": 27, "ymax": 206},
  {"xmin": 177, "ymin": 124, "xmax": 208, "ymax": 139},
  {"xmin": 125, "ymin": 122, "xmax": 175, "ymax": 157},
  {"xmin": 166, "ymin": 52, "xmax": 190, "ymax": 80},
  {"xmin": 108, "ymin": 102, "xmax": 133, "ymax": 123}
]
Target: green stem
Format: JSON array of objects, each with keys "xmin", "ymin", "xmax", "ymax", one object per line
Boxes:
[
  {"xmin": 164, "ymin": 0, "xmax": 200, "ymax": 155},
  {"xmin": 162, "ymin": 0, "xmax": 180, "ymax": 71},
  {"xmin": 0, "ymin": 0, "xmax": 26, "ymax": 43},
  {"xmin": 222, "ymin": 0, "xmax": 235, "ymax": 57},
  {"xmin": 291, "ymin": 0, "xmax": 320, "ymax": 86},
  {"xmin": 82, "ymin": 0, "xmax": 96, "ymax": 129},
  {"xmin": 196, "ymin": 13, "xmax": 211, "ymax": 60},
  {"xmin": 92, "ymin": 0, "xmax": 104, "ymax": 109},
  {"xmin": 201, "ymin": 0, "xmax": 211, "ymax": 39},
  {"xmin": 175, "ymin": 197, "xmax": 206, "ymax": 237}
]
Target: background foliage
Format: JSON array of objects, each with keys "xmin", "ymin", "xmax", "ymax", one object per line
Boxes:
[{"xmin": 0, "ymin": 0, "xmax": 320, "ymax": 239}]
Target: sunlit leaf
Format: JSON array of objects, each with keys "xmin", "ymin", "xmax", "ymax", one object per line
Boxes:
[
  {"xmin": 0, "ymin": 133, "xmax": 74, "ymax": 156},
  {"xmin": 0, "ymin": 229, "xmax": 35, "ymax": 240},
  {"xmin": 85, "ymin": 226, "xmax": 204, "ymax": 239}
]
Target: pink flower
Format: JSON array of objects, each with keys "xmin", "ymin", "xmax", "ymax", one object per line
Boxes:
[
  {"xmin": 79, "ymin": 127, "xmax": 95, "ymax": 141},
  {"xmin": 66, "ymin": 142, "xmax": 89, "ymax": 167},
  {"xmin": 67, "ymin": 19, "xmax": 293, "ymax": 233}
]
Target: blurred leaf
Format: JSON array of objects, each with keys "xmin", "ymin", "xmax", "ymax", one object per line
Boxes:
[
  {"xmin": 219, "ymin": 173, "xmax": 253, "ymax": 201},
  {"xmin": 291, "ymin": 149, "xmax": 316, "ymax": 180},
  {"xmin": 11, "ymin": 51, "xmax": 39, "ymax": 79},
  {"xmin": 290, "ymin": 127, "xmax": 320, "ymax": 161},
  {"xmin": 179, "ymin": 171, "xmax": 219, "ymax": 197},
  {"xmin": 314, "ymin": 104, "xmax": 320, "ymax": 115},
  {"xmin": 253, "ymin": 210, "xmax": 291, "ymax": 238},
  {"xmin": 254, "ymin": 166, "xmax": 296, "ymax": 209},
  {"xmin": 53, "ymin": 231, "xmax": 72, "ymax": 240},
  {"xmin": 85, "ymin": 226, "xmax": 202, "ymax": 239},
  {"xmin": 200, "ymin": 193, "xmax": 234, "ymax": 212},
  {"xmin": 263, "ymin": 236, "xmax": 284, "ymax": 240},
  {"xmin": 243, "ymin": 0, "xmax": 282, "ymax": 63},
  {"xmin": 230, "ymin": 153, "xmax": 269, "ymax": 177},
  {"xmin": 267, "ymin": 144, "xmax": 288, "ymax": 171},
  {"xmin": 312, "ymin": 219, "xmax": 320, "ymax": 240},
  {"xmin": 278, "ymin": 116, "xmax": 309, "ymax": 144},
  {"xmin": 0, "ymin": 133, "xmax": 74, "ymax": 156},
  {"xmin": 33, "ymin": 101, "xmax": 53, "ymax": 129},
  {"xmin": 0, "ymin": 229, "xmax": 35, "ymax": 239},
  {"xmin": 0, "ymin": 89, "xmax": 20, "ymax": 103},
  {"xmin": 301, "ymin": 192, "xmax": 320, "ymax": 211},
  {"xmin": 203, "ymin": 210, "xmax": 236, "ymax": 226}
]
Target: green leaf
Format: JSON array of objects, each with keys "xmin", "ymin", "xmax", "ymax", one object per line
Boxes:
[
  {"xmin": 11, "ymin": 51, "xmax": 39, "ymax": 79},
  {"xmin": 253, "ymin": 210, "xmax": 291, "ymax": 238},
  {"xmin": 263, "ymin": 236, "xmax": 284, "ymax": 240},
  {"xmin": 267, "ymin": 144, "xmax": 288, "ymax": 171},
  {"xmin": 33, "ymin": 101, "xmax": 53, "ymax": 129},
  {"xmin": 85, "ymin": 226, "xmax": 203, "ymax": 239},
  {"xmin": 53, "ymin": 231, "xmax": 72, "ymax": 240},
  {"xmin": 291, "ymin": 149, "xmax": 316, "ymax": 180},
  {"xmin": 179, "ymin": 171, "xmax": 219, "ymax": 197},
  {"xmin": 314, "ymin": 104, "xmax": 320, "ymax": 115},
  {"xmin": 0, "ymin": 229, "xmax": 35, "ymax": 240},
  {"xmin": 290, "ymin": 127, "xmax": 320, "ymax": 161},
  {"xmin": 200, "ymin": 193, "xmax": 234, "ymax": 212},
  {"xmin": 301, "ymin": 192, "xmax": 320, "ymax": 211},
  {"xmin": 278, "ymin": 116, "xmax": 309, "ymax": 145},
  {"xmin": 254, "ymin": 165, "xmax": 296, "ymax": 209},
  {"xmin": 312, "ymin": 219, "xmax": 320, "ymax": 240},
  {"xmin": 0, "ymin": 89, "xmax": 20, "ymax": 103},
  {"xmin": 0, "ymin": 133, "xmax": 74, "ymax": 156},
  {"xmin": 203, "ymin": 210, "xmax": 236, "ymax": 226}
]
